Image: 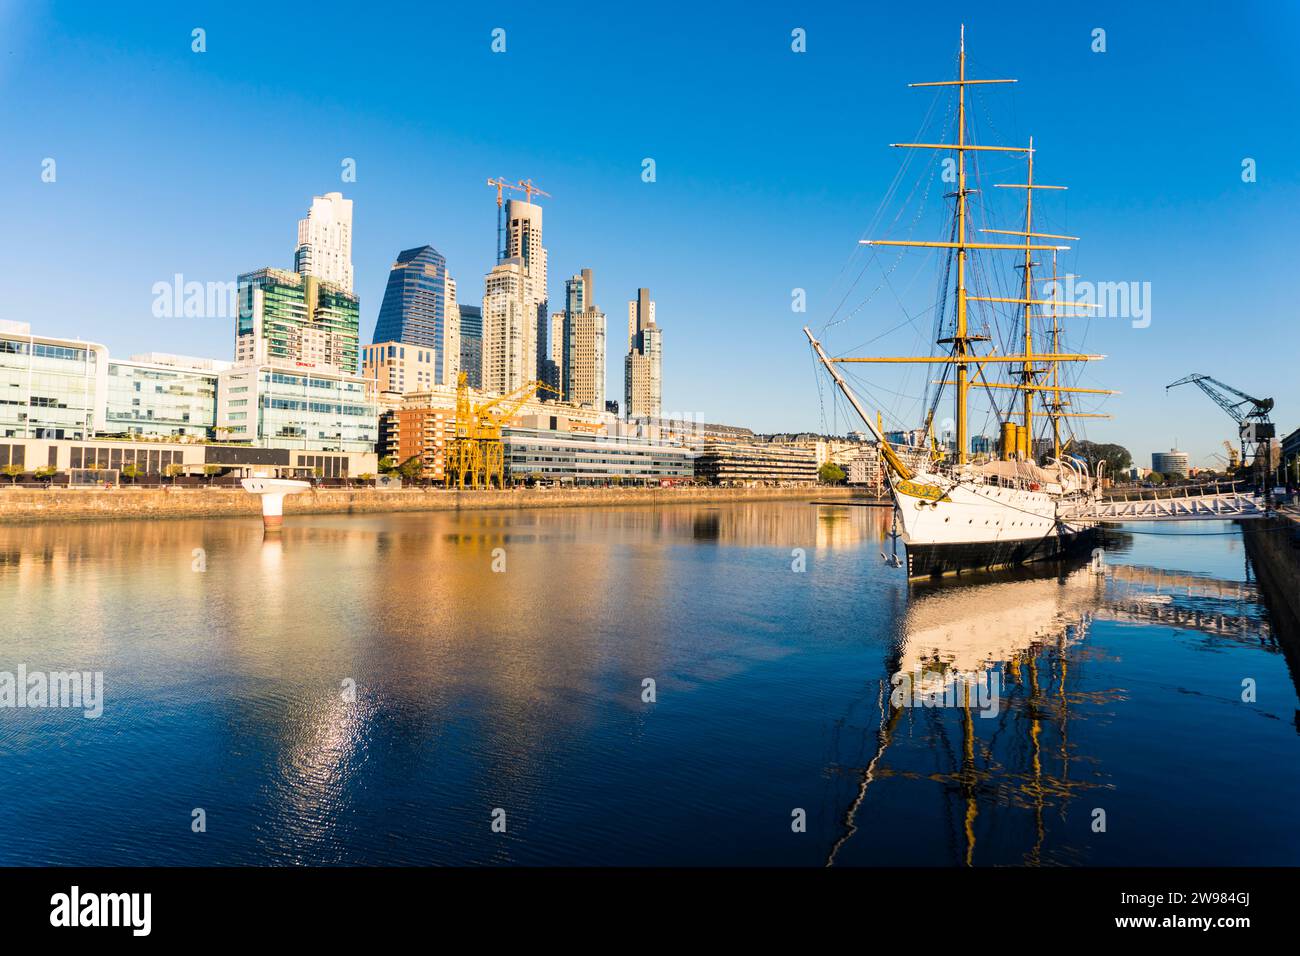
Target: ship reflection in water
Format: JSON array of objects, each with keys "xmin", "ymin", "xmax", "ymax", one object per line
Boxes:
[{"xmin": 1, "ymin": 504, "xmax": 1298, "ymax": 865}]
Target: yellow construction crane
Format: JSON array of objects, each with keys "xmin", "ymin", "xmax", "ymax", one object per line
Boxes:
[
  {"xmin": 1223, "ymin": 440, "xmax": 1240, "ymax": 469},
  {"xmin": 445, "ymin": 373, "xmax": 561, "ymax": 489}
]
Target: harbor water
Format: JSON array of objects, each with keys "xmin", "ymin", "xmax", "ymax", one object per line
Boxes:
[{"xmin": 1, "ymin": 502, "xmax": 1298, "ymax": 866}]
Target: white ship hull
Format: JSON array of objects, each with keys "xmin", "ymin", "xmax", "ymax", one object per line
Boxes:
[{"xmin": 889, "ymin": 468, "xmax": 1098, "ymax": 578}]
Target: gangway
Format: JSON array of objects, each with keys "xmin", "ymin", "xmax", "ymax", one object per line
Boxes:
[{"xmin": 1066, "ymin": 482, "xmax": 1266, "ymax": 521}]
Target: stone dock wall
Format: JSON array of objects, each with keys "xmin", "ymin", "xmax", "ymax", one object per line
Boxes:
[{"xmin": 0, "ymin": 484, "xmax": 874, "ymax": 523}]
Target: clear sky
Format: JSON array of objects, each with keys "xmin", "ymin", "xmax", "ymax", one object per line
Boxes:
[{"xmin": 3, "ymin": 1, "xmax": 1296, "ymax": 467}]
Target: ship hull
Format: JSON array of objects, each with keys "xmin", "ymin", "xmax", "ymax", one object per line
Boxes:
[
  {"xmin": 889, "ymin": 471, "xmax": 1099, "ymax": 578},
  {"xmin": 906, "ymin": 524, "xmax": 1098, "ymax": 578}
]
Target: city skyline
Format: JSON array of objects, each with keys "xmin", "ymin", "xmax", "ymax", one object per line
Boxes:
[{"xmin": 3, "ymin": 3, "xmax": 1299, "ymax": 465}]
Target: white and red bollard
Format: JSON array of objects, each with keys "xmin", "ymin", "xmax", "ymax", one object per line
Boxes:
[{"xmin": 241, "ymin": 475, "xmax": 311, "ymax": 531}]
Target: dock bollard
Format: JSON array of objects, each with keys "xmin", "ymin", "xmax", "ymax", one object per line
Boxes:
[{"xmin": 240, "ymin": 476, "xmax": 311, "ymax": 532}]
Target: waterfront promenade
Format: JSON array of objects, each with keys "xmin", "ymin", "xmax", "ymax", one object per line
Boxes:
[{"xmin": 0, "ymin": 484, "xmax": 864, "ymax": 523}]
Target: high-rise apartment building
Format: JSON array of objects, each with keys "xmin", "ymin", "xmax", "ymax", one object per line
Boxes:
[
  {"xmin": 557, "ymin": 268, "xmax": 606, "ymax": 410},
  {"xmin": 236, "ymin": 268, "xmax": 361, "ymax": 375},
  {"xmin": 482, "ymin": 260, "xmax": 529, "ymax": 395},
  {"xmin": 294, "ymin": 192, "xmax": 354, "ymax": 293},
  {"xmin": 624, "ymin": 287, "xmax": 662, "ymax": 419},
  {"xmin": 482, "ymin": 199, "xmax": 548, "ymax": 394},
  {"xmin": 370, "ymin": 245, "xmax": 460, "ymax": 387},
  {"xmin": 506, "ymin": 199, "xmax": 549, "ymax": 382},
  {"xmin": 458, "ymin": 305, "xmax": 483, "ymax": 390}
]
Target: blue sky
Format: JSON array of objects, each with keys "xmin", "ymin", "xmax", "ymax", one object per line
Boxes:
[{"xmin": 2, "ymin": 1, "xmax": 1296, "ymax": 466}]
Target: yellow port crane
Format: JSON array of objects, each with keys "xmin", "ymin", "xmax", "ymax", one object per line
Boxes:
[
  {"xmin": 445, "ymin": 373, "xmax": 561, "ymax": 489},
  {"xmin": 1223, "ymin": 440, "xmax": 1240, "ymax": 469}
]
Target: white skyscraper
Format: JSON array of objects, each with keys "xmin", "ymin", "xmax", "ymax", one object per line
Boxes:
[
  {"xmin": 481, "ymin": 259, "xmax": 529, "ymax": 395},
  {"xmin": 295, "ymin": 192, "xmax": 354, "ymax": 293},
  {"xmin": 482, "ymin": 199, "xmax": 548, "ymax": 394},
  {"xmin": 625, "ymin": 287, "xmax": 661, "ymax": 419}
]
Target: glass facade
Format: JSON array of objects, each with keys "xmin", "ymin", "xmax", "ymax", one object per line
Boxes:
[
  {"xmin": 458, "ymin": 304, "xmax": 482, "ymax": 389},
  {"xmin": 0, "ymin": 328, "xmax": 104, "ymax": 440},
  {"xmin": 372, "ymin": 246, "xmax": 455, "ymax": 384},
  {"xmin": 237, "ymin": 268, "xmax": 360, "ymax": 374},
  {"xmin": 220, "ymin": 365, "xmax": 377, "ymax": 453},
  {"xmin": 105, "ymin": 361, "xmax": 218, "ymax": 438},
  {"xmin": 70, "ymin": 444, "xmax": 185, "ymax": 474},
  {"xmin": 504, "ymin": 427, "xmax": 693, "ymax": 485}
]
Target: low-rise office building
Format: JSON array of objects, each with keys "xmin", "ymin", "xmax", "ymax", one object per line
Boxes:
[
  {"xmin": 217, "ymin": 360, "xmax": 377, "ymax": 453},
  {"xmin": 505, "ymin": 414, "xmax": 693, "ymax": 485},
  {"xmin": 0, "ymin": 436, "xmax": 375, "ymax": 482},
  {"xmin": 105, "ymin": 353, "xmax": 229, "ymax": 439},
  {"xmin": 0, "ymin": 320, "xmax": 108, "ymax": 440},
  {"xmin": 694, "ymin": 440, "xmax": 818, "ymax": 486}
]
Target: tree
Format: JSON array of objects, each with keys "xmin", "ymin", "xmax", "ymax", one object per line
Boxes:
[
  {"xmin": 121, "ymin": 463, "xmax": 142, "ymax": 485},
  {"xmin": 1072, "ymin": 441, "xmax": 1132, "ymax": 477},
  {"xmin": 164, "ymin": 463, "xmax": 184, "ymax": 483},
  {"xmin": 1147, "ymin": 471, "xmax": 1165, "ymax": 485},
  {"xmin": 34, "ymin": 465, "xmax": 57, "ymax": 487},
  {"xmin": 203, "ymin": 464, "xmax": 222, "ymax": 486},
  {"xmin": 2, "ymin": 463, "xmax": 23, "ymax": 485},
  {"xmin": 377, "ymin": 456, "xmax": 397, "ymax": 475},
  {"xmin": 819, "ymin": 462, "xmax": 847, "ymax": 485},
  {"xmin": 396, "ymin": 456, "xmax": 423, "ymax": 482}
]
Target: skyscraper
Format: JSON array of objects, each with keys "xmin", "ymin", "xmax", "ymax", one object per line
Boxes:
[
  {"xmin": 235, "ymin": 268, "xmax": 360, "ymax": 374},
  {"xmin": 506, "ymin": 200, "xmax": 549, "ymax": 382},
  {"xmin": 481, "ymin": 259, "xmax": 528, "ymax": 395},
  {"xmin": 558, "ymin": 268, "xmax": 606, "ymax": 410},
  {"xmin": 482, "ymin": 199, "xmax": 548, "ymax": 394},
  {"xmin": 624, "ymin": 287, "xmax": 661, "ymax": 419},
  {"xmin": 370, "ymin": 245, "xmax": 460, "ymax": 387},
  {"xmin": 458, "ymin": 305, "xmax": 483, "ymax": 390},
  {"xmin": 294, "ymin": 192, "xmax": 354, "ymax": 293}
]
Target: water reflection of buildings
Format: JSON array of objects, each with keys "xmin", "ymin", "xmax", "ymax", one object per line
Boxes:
[{"xmin": 829, "ymin": 557, "xmax": 1283, "ymax": 867}]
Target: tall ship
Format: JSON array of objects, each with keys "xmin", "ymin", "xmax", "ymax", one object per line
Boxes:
[{"xmin": 807, "ymin": 27, "xmax": 1110, "ymax": 578}]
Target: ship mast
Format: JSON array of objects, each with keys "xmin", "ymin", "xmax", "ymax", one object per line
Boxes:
[{"xmin": 811, "ymin": 27, "xmax": 1108, "ymax": 474}]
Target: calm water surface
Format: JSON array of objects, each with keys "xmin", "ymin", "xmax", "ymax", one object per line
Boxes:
[{"xmin": 1, "ymin": 502, "xmax": 1297, "ymax": 865}]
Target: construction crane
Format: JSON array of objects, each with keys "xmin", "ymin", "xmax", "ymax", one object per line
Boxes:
[
  {"xmin": 485, "ymin": 177, "xmax": 551, "ymax": 263},
  {"xmin": 486, "ymin": 177, "xmax": 522, "ymax": 263},
  {"xmin": 445, "ymin": 373, "xmax": 561, "ymax": 489},
  {"xmin": 1222, "ymin": 440, "xmax": 1240, "ymax": 470},
  {"xmin": 515, "ymin": 178, "xmax": 550, "ymax": 206},
  {"xmin": 1166, "ymin": 373, "xmax": 1275, "ymax": 482}
]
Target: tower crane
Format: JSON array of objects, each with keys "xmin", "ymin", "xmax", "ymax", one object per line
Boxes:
[
  {"xmin": 485, "ymin": 177, "xmax": 551, "ymax": 263},
  {"xmin": 1166, "ymin": 373, "xmax": 1274, "ymax": 481},
  {"xmin": 486, "ymin": 177, "xmax": 523, "ymax": 263}
]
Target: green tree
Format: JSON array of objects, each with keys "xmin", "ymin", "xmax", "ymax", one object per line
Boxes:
[
  {"xmin": 203, "ymin": 464, "xmax": 222, "ymax": 486},
  {"xmin": 121, "ymin": 463, "xmax": 142, "ymax": 485},
  {"xmin": 818, "ymin": 462, "xmax": 847, "ymax": 484},
  {"xmin": 1072, "ymin": 441, "xmax": 1132, "ymax": 477},
  {"xmin": 396, "ymin": 456, "xmax": 423, "ymax": 482},
  {"xmin": 34, "ymin": 465, "xmax": 57, "ymax": 487},
  {"xmin": 164, "ymin": 463, "xmax": 184, "ymax": 483},
  {"xmin": 2, "ymin": 463, "xmax": 24, "ymax": 485},
  {"xmin": 1147, "ymin": 471, "xmax": 1165, "ymax": 485},
  {"xmin": 377, "ymin": 456, "xmax": 397, "ymax": 475}
]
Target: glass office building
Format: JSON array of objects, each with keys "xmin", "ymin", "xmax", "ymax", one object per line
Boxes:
[
  {"xmin": 458, "ymin": 304, "xmax": 482, "ymax": 389},
  {"xmin": 105, "ymin": 357, "xmax": 222, "ymax": 439},
  {"xmin": 0, "ymin": 321, "xmax": 106, "ymax": 440},
  {"xmin": 372, "ymin": 246, "xmax": 459, "ymax": 385},
  {"xmin": 218, "ymin": 363, "xmax": 378, "ymax": 453},
  {"xmin": 504, "ymin": 426, "xmax": 693, "ymax": 485},
  {"xmin": 236, "ymin": 268, "xmax": 361, "ymax": 375}
]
